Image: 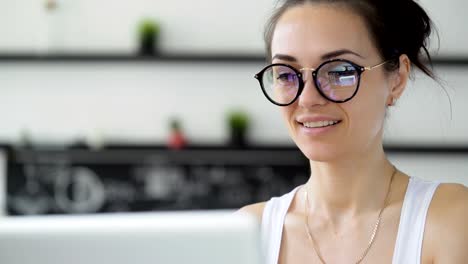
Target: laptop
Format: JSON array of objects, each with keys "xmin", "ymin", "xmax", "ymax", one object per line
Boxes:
[{"xmin": 0, "ymin": 210, "xmax": 262, "ymax": 264}]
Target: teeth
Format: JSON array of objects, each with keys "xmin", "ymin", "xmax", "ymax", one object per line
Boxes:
[{"xmin": 303, "ymin": 120, "xmax": 339, "ymax": 128}]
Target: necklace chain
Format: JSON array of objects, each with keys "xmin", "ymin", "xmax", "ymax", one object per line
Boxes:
[{"xmin": 303, "ymin": 167, "xmax": 397, "ymax": 264}]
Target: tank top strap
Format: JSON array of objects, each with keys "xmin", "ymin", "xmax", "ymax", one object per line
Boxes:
[
  {"xmin": 392, "ymin": 177, "xmax": 440, "ymax": 264},
  {"xmin": 261, "ymin": 186, "xmax": 301, "ymax": 264}
]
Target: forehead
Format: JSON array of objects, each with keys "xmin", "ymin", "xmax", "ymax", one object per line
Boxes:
[{"xmin": 271, "ymin": 4, "xmax": 376, "ymax": 62}]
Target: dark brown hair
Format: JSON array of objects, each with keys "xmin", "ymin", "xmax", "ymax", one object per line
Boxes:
[{"xmin": 264, "ymin": 0, "xmax": 437, "ymax": 79}]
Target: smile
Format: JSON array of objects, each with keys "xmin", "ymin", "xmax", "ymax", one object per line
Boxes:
[{"xmin": 301, "ymin": 120, "xmax": 341, "ymax": 128}]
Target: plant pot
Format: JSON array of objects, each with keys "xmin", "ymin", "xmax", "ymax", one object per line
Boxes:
[
  {"xmin": 230, "ymin": 129, "xmax": 247, "ymax": 147},
  {"xmin": 139, "ymin": 35, "xmax": 158, "ymax": 56}
]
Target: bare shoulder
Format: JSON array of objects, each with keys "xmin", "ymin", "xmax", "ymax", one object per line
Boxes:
[
  {"xmin": 430, "ymin": 183, "xmax": 468, "ymax": 216},
  {"xmin": 236, "ymin": 202, "xmax": 267, "ymax": 222},
  {"xmin": 426, "ymin": 183, "xmax": 468, "ymax": 263}
]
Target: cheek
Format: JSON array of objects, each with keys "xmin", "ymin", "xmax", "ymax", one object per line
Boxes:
[
  {"xmin": 351, "ymin": 100, "xmax": 385, "ymax": 131},
  {"xmin": 348, "ymin": 80, "xmax": 389, "ymax": 136},
  {"xmin": 280, "ymin": 105, "xmax": 297, "ymax": 133}
]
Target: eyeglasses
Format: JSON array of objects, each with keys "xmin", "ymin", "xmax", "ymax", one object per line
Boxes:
[{"xmin": 254, "ymin": 58, "xmax": 392, "ymax": 106}]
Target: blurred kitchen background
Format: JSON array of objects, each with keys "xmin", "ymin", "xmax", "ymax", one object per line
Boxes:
[{"xmin": 0, "ymin": 0, "xmax": 466, "ymax": 216}]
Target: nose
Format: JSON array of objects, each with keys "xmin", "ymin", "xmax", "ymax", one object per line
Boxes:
[{"xmin": 298, "ymin": 70, "xmax": 328, "ymax": 108}]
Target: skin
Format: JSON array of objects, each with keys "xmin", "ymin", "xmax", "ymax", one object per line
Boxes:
[{"xmin": 239, "ymin": 3, "xmax": 468, "ymax": 264}]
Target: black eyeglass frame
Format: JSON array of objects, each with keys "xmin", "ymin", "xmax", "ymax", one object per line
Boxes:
[{"xmin": 254, "ymin": 58, "xmax": 391, "ymax": 106}]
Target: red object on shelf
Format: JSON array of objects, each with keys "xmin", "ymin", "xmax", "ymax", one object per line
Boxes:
[{"xmin": 168, "ymin": 131, "xmax": 187, "ymax": 149}]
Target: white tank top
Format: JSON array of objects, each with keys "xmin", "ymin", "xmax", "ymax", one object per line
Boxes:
[{"xmin": 261, "ymin": 177, "xmax": 440, "ymax": 264}]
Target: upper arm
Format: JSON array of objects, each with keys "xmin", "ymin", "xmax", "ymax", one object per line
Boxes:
[
  {"xmin": 427, "ymin": 183, "xmax": 468, "ymax": 264},
  {"xmin": 236, "ymin": 202, "xmax": 267, "ymax": 223}
]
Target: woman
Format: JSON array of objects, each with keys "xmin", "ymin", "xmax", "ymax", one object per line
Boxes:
[{"xmin": 240, "ymin": 0, "xmax": 468, "ymax": 263}]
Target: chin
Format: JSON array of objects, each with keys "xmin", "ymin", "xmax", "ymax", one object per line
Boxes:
[{"xmin": 295, "ymin": 140, "xmax": 347, "ymax": 162}]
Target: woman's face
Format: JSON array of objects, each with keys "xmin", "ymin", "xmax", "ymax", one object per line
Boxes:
[{"xmin": 271, "ymin": 4, "xmax": 397, "ymax": 161}]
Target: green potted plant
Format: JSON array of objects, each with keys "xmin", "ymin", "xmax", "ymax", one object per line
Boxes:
[
  {"xmin": 138, "ymin": 18, "xmax": 160, "ymax": 55},
  {"xmin": 227, "ymin": 110, "xmax": 250, "ymax": 147}
]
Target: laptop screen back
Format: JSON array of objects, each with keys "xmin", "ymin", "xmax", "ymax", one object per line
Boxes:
[{"xmin": 0, "ymin": 211, "xmax": 262, "ymax": 264}]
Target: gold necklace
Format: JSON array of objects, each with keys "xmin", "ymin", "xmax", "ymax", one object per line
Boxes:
[{"xmin": 303, "ymin": 167, "xmax": 397, "ymax": 264}]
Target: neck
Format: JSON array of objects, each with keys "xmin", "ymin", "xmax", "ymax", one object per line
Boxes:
[{"xmin": 304, "ymin": 144, "xmax": 395, "ymax": 223}]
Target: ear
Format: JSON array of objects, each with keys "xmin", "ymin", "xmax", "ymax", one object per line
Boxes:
[{"xmin": 387, "ymin": 54, "xmax": 411, "ymax": 106}]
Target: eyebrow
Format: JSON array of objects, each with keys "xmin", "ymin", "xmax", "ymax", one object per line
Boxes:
[{"xmin": 272, "ymin": 49, "xmax": 364, "ymax": 62}]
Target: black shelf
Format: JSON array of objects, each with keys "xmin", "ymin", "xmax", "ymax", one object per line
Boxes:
[
  {"xmin": 383, "ymin": 145, "xmax": 468, "ymax": 154},
  {"xmin": 1, "ymin": 53, "xmax": 468, "ymax": 66},
  {"xmin": 2, "ymin": 143, "xmax": 467, "ymax": 154}
]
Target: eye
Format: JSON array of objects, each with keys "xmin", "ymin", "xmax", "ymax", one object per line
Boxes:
[{"xmin": 277, "ymin": 72, "xmax": 297, "ymax": 82}]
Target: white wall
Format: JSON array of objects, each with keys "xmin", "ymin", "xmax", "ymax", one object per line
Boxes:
[
  {"xmin": 0, "ymin": 0, "xmax": 467, "ymax": 55},
  {"xmin": 0, "ymin": 0, "xmax": 274, "ymax": 54},
  {"xmin": 0, "ymin": 61, "xmax": 287, "ymax": 145},
  {"xmin": 388, "ymin": 153, "xmax": 468, "ymax": 186}
]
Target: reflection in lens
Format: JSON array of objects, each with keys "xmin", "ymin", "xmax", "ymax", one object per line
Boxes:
[
  {"xmin": 262, "ymin": 65, "xmax": 299, "ymax": 105},
  {"xmin": 317, "ymin": 61, "xmax": 358, "ymax": 101}
]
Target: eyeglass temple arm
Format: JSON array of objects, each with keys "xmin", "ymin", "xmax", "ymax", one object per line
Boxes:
[{"xmin": 364, "ymin": 60, "xmax": 391, "ymax": 71}]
